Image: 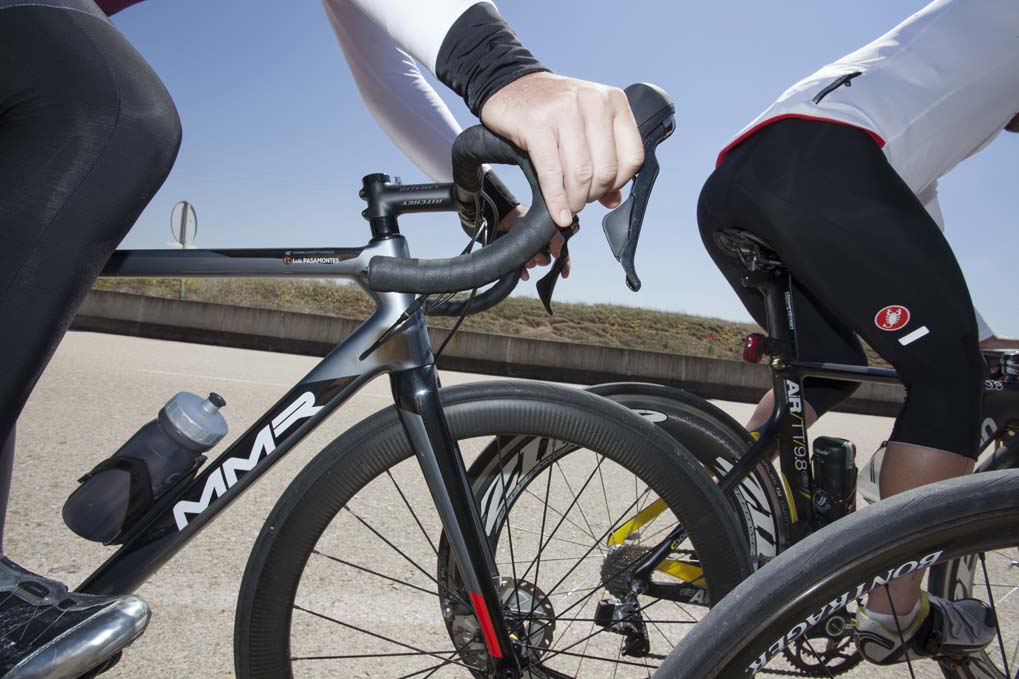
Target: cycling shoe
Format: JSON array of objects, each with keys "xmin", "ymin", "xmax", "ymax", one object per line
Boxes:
[
  {"xmin": 855, "ymin": 592, "xmax": 996, "ymax": 665},
  {"xmin": 0, "ymin": 557, "xmax": 149, "ymax": 679}
]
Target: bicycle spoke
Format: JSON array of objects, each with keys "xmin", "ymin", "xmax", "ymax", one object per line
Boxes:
[
  {"xmin": 529, "ymin": 488, "xmax": 654, "ymax": 620},
  {"xmin": 575, "ymin": 618, "xmax": 596, "ymax": 677},
  {"xmin": 539, "ymin": 598, "xmax": 667, "ymax": 669},
  {"xmin": 523, "ymin": 636, "xmax": 659, "ymax": 670},
  {"xmin": 522, "ymin": 463, "xmax": 556, "ymax": 626},
  {"xmin": 291, "ymin": 650, "xmax": 455, "ymax": 661},
  {"xmin": 885, "ymin": 589, "xmax": 917, "ymax": 679},
  {"xmin": 312, "ymin": 550, "xmax": 438, "ymax": 599},
  {"xmin": 494, "ymin": 435, "xmax": 522, "ymax": 610},
  {"xmin": 642, "ymin": 519, "xmax": 681, "ymax": 544},
  {"xmin": 668, "ymin": 599, "xmax": 700, "ymax": 624},
  {"xmin": 522, "ymin": 486, "xmax": 607, "ymax": 547},
  {"xmin": 517, "ymin": 458, "xmax": 608, "ymax": 587},
  {"xmin": 343, "ymin": 507, "xmax": 470, "ymax": 609},
  {"xmin": 648, "ymin": 619, "xmax": 674, "ymax": 648},
  {"xmin": 799, "ymin": 636, "xmax": 839, "ymax": 679},
  {"xmin": 387, "ymin": 469, "xmax": 438, "ymax": 557},
  {"xmin": 555, "ymin": 458, "xmax": 603, "ymax": 548},
  {"xmin": 597, "ymin": 454, "xmax": 613, "ymax": 532},
  {"xmin": 981, "ymin": 551, "xmax": 1013, "ymax": 677},
  {"xmin": 549, "ymin": 579, "xmax": 603, "ymax": 653},
  {"xmin": 497, "ymin": 554, "xmax": 601, "ymax": 566},
  {"xmin": 292, "ymin": 605, "xmax": 473, "ymax": 671},
  {"xmin": 397, "ymin": 651, "xmax": 462, "ymax": 679}
]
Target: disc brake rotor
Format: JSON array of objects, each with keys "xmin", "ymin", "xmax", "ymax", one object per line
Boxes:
[{"xmin": 447, "ymin": 577, "xmax": 556, "ymax": 672}]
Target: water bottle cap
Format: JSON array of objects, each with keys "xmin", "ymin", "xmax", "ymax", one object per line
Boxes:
[{"xmin": 162, "ymin": 392, "xmax": 228, "ymax": 447}]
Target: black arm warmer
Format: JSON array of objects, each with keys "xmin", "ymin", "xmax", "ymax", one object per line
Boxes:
[{"xmin": 436, "ymin": 2, "xmax": 550, "ymax": 116}]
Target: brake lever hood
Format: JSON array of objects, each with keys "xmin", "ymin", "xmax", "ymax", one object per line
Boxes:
[{"xmin": 601, "ymin": 83, "xmax": 675, "ymax": 291}]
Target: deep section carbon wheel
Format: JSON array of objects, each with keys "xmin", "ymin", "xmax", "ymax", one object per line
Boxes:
[
  {"xmin": 658, "ymin": 470, "xmax": 1019, "ymax": 679},
  {"xmin": 234, "ymin": 381, "xmax": 751, "ymax": 678}
]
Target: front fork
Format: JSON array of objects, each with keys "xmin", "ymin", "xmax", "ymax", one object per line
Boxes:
[{"xmin": 391, "ymin": 364, "xmax": 520, "ymax": 677}]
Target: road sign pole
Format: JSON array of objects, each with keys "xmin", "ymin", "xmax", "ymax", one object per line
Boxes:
[{"xmin": 170, "ymin": 201, "xmax": 197, "ymax": 302}]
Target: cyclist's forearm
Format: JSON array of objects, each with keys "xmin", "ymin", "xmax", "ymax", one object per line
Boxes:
[{"xmin": 346, "ymin": 0, "xmax": 549, "ymax": 116}]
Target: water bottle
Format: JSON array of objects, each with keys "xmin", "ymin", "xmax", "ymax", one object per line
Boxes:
[
  {"xmin": 63, "ymin": 392, "xmax": 228, "ymax": 543},
  {"xmin": 812, "ymin": 436, "xmax": 857, "ymax": 528}
]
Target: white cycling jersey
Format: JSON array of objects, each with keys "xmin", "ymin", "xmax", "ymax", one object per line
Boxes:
[
  {"xmin": 721, "ymin": 0, "xmax": 1019, "ymax": 197},
  {"xmin": 344, "ymin": 0, "xmax": 488, "ymax": 81},
  {"xmin": 323, "ymin": 0, "xmax": 464, "ymax": 183},
  {"xmin": 721, "ymin": 0, "xmax": 1017, "ymax": 340}
]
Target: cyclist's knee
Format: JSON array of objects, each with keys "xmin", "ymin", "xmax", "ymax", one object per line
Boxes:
[
  {"xmin": 112, "ymin": 62, "xmax": 182, "ymax": 187},
  {"xmin": 891, "ymin": 345, "xmax": 984, "ymax": 458},
  {"xmin": 33, "ymin": 35, "xmax": 180, "ymax": 189}
]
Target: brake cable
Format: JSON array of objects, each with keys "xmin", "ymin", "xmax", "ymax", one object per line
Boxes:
[{"xmin": 359, "ymin": 201, "xmax": 490, "ymax": 362}]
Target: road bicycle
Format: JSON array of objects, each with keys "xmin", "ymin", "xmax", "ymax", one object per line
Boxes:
[
  {"xmin": 624, "ymin": 231, "xmax": 1018, "ymax": 678},
  {"xmin": 72, "ymin": 83, "xmax": 757, "ymax": 679}
]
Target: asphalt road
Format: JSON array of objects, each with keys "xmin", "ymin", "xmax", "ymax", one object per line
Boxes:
[{"xmin": 10, "ymin": 332, "xmax": 911, "ymax": 678}]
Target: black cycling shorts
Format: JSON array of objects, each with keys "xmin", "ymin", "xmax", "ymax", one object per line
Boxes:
[
  {"xmin": 0, "ymin": 2, "xmax": 181, "ymax": 544},
  {"xmin": 698, "ymin": 119, "xmax": 984, "ymax": 458}
]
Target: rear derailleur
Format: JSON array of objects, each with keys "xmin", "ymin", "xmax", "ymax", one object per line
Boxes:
[{"xmin": 593, "ymin": 594, "xmax": 661, "ymax": 659}]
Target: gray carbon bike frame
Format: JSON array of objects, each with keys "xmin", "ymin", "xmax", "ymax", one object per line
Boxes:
[{"xmin": 76, "ymin": 179, "xmax": 521, "ymax": 672}]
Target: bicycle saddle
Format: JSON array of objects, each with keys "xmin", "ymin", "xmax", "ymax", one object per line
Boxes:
[{"xmin": 713, "ymin": 229, "xmax": 784, "ymax": 272}]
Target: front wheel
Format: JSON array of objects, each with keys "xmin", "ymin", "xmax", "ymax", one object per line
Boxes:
[
  {"xmin": 234, "ymin": 381, "xmax": 751, "ymax": 678},
  {"xmin": 658, "ymin": 470, "xmax": 1019, "ymax": 678}
]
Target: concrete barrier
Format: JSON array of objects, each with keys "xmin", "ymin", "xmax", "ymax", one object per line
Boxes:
[{"xmin": 72, "ymin": 290, "xmax": 904, "ymax": 416}]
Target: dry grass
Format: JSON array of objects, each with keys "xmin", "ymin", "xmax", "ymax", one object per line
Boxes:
[{"xmin": 92, "ymin": 278, "xmax": 884, "ymax": 364}]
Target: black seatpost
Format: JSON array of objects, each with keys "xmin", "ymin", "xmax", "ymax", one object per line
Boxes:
[
  {"xmin": 715, "ymin": 268, "xmax": 801, "ymax": 497},
  {"xmin": 741, "ymin": 269, "xmax": 796, "ymax": 360}
]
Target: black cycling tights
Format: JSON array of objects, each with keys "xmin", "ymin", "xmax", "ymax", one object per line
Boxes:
[
  {"xmin": 699, "ymin": 119, "xmax": 984, "ymax": 459},
  {"xmin": 0, "ymin": 4, "xmax": 180, "ymax": 551}
]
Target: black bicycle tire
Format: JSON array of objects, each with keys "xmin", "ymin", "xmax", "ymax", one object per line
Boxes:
[
  {"xmin": 923, "ymin": 436, "xmax": 1019, "ymax": 679},
  {"xmin": 233, "ymin": 381, "xmax": 753, "ymax": 679},
  {"xmin": 656, "ymin": 470, "xmax": 1019, "ymax": 678}
]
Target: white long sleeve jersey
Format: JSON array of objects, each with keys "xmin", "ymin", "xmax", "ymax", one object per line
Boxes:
[{"xmin": 720, "ymin": 0, "xmax": 1019, "ymax": 199}]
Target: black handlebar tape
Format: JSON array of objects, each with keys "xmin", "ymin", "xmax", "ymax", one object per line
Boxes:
[
  {"xmin": 425, "ymin": 269, "xmax": 521, "ymax": 317},
  {"xmin": 368, "ymin": 125, "xmax": 556, "ymax": 294}
]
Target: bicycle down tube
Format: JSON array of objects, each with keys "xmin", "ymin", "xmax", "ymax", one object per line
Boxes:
[{"xmin": 78, "ymin": 185, "xmax": 520, "ymax": 671}]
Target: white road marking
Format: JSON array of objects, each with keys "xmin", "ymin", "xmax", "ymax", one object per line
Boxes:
[
  {"xmin": 135, "ymin": 368, "xmax": 291, "ymax": 388},
  {"xmin": 898, "ymin": 326, "xmax": 930, "ymax": 346}
]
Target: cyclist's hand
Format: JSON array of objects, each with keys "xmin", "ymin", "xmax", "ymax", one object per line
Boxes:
[
  {"xmin": 498, "ymin": 205, "xmax": 570, "ymax": 281},
  {"xmin": 481, "ymin": 72, "xmax": 643, "ymax": 227}
]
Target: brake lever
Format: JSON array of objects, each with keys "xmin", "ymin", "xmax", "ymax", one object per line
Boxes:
[
  {"xmin": 601, "ymin": 83, "xmax": 676, "ymax": 292},
  {"xmin": 535, "ymin": 218, "xmax": 580, "ymax": 315}
]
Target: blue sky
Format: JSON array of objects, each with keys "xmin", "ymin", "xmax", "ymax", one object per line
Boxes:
[{"xmin": 112, "ymin": 0, "xmax": 1018, "ymax": 336}]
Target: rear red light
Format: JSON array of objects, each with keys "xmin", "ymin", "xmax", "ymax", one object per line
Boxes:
[{"xmin": 743, "ymin": 333, "xmax": 766, "ymax": 363}]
